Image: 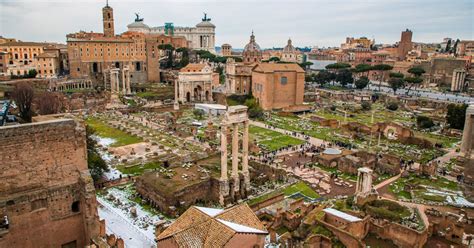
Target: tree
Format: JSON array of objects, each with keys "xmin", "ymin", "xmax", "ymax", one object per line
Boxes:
[
  {"xmin": 389, "ymin": 72, "xmax": 404, "ymax": 78},
  {"xmin": 37, "ymin": 92, "xmax": 62, "ymax": 115},
  {"xmin": 299, "ymin": 61, "xmax": 313, "ymax": 71},
  {"xmin": 176, "ymin": 47, "xmax": 190, "ymax": 68},
  {"xmin": 416, "ymin": 115, "xmax": 434, "ymax": 129},
  {"xmin": 407, "ymin": 67, "xmax": 426, "ymax": 77},
  {"xmin": 244, "ymin": 98, "xmax": 263, "ymax": 119},
  {"xmin": 12, "ymin": 82, "xmax": 34, "ymax": 122},
  {"xmin": 446, "ymin": 104, "xmax": 468, "ymax": 130},
  {"xmin": 386, "ymin": 101, "xmax": 399, "ymax": 111},
  {"xmin": 405, "ymin": 76, "xmax": 423, "ymax": 94},
  {"xmin": 86, "ymin": 126, "xmax": 109, "ymax": 182},
  {"xmin": 354, "ymin": 76, "xmax": 370, "ymax": 90},
  {"xmin": 335, "ymin": 69, "xmax": 353, "ymax": 86},
  {"xmin": 354, "ymin": 63, "xmax": 372, "ymax": 78},
  {"xmin": 159, "ymin": 44, "xmax": 175, "ymax": 69},
  {"xmin": 305, "ymin": 74, "xmax": 314, "ymax": 82},
  {"xmin": 314, "ymin": 70, "xmax": 335, "ymax": 85},
  {"xmin": 325, "ymin": 63, "xmax": 351, "ymax": 71},
  {"xmin": 371, "ymin": 64, "xmax": 393, "ymax": 91},
  {"xmin": 269, "ymin": 57, "xmax": 280, "ymax": 62},
  {"xmin": 28, "ymin": 69, "xmax": 38, "ymax": 78},
  {"xmin": 361, "ymin": 101, "xmax": 371, "ymax": 111},
  {"xmin": 193, "ymin": 109, "xmax": 205, "ymax": 120},
  {"xmin": 388, "ymin": 77, "xmax": 404, "ymax": 94}
]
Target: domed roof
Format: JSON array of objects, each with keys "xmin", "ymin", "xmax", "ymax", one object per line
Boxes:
[
  {"xmin": 196, "ymin": 21, "xmax": 216, "ymax": 28},
  {"xmin": 244, "ymin": 32, "xmax": 261, "ymax": 52},
  {"xmin": 127, "ymin": 21, "xmax": 149, "ymax": 29},
  {"xmin": 283, "ymin": 38, "xmax": 296, "ymax": 53}
]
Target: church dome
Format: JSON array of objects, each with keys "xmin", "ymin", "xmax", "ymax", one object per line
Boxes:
[
  {"xmin": 244, "ymin": 32, "xmax": 261, "ymax": 52},
  {"xmin": 283, "ymin": 38, "xmax": 296, "ymax": 53}
]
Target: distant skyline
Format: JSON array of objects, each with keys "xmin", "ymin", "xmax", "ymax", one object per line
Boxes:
[{"xmin": 0, "ymin": 0, "xmax": 473, "ymax": 49}]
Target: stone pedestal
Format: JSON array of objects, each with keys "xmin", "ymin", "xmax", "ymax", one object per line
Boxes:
[{"xmin": 218, "ymin": 179, "xmax": 229, "ymax": 206}]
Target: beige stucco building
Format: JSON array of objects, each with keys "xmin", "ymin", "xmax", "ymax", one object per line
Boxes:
[
  {"xmin": 0, "ymin": 41, "xmax": 64, "ymax": 78},
  {"xmin": 252, "ymin": 63, "xmax": 305, "ymax": 110}
]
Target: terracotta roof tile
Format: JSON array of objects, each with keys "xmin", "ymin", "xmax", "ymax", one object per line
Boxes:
[{"xmin": 157, "ymin": 204, "xmax": 267, "ymax": 247}]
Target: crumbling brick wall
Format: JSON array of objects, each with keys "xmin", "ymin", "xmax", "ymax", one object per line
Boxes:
[{"xmin": 0, "ymin": 119, "xmax": 100, "ymax": 248}]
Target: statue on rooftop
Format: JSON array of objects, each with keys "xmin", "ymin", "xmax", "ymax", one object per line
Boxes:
[
  {"xmin": 135, "ymin": 13, "xmax": 144, "ymax": 22},
  {"xmin": 202, "ymin": 12, "xmax": 211, "ymax": 22}
]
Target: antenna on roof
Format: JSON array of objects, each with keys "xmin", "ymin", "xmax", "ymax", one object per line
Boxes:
[{"xmin": 106, "ymin": 0, "xmax": 109, "ymax": 7}]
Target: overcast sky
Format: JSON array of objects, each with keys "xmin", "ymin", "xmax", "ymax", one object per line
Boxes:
[{"xmin": 1, "ymin": 0, "xmax": 473, "ymax": 48}]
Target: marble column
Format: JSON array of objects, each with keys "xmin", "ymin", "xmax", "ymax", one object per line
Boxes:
[
  {"xmin": 126, "ymin": 70, "xmax": 131, "ymax": 94},
  {"xmin": 115, "ymin": 72, "xmax": 120, "ymax": 93},
  {"xmin": 121, "ymin": 69, "xmax": 126, "ymax": 95},
  {"xmin": 242, "ymin": 120, "xmax": 250, "ymax": 189},
  {"xmin": 220, "ymin": 125, "xmax": 228, "ymax": 181},
  {"xmin": 232, "ymin": 123, "xmax": 239, "ymax": 192},
  {"xmin": 110, "ymin": 71, "xmax": 116, "ymax": 92}
]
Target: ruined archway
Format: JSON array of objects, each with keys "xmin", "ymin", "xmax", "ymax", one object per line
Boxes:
[{"xmin": 186, "ymin": 92, "xmax": 191, "ymax": 102}]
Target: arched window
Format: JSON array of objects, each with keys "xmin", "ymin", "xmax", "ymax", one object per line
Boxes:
[
  {"xmin": 108, "ymin": 23, "xmax": 111, "ymax": 29},
  {"xmin": 135, "ymin": 62, "xmax": 141, "ymax": 71},
  {"xmin": 92, "ymin": 62, "xmax": 98, "ymax": 73},
  {"xmin": 115, "ymin": 62, "xmax": 120, "ymax": 68},
  {"xmin": 107, "ymin": 13, "xmax": 111, "ymax": 19}
]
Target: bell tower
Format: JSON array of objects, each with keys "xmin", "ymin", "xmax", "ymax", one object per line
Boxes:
[{"xmin": 102, "ymin": 0, "xmax": 114, "ymax": 37}]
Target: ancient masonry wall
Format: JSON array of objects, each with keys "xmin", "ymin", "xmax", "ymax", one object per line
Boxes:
[
  {"xmin": 369, "ymin": 219, "xmax": 428, "ymax": 248},
  {"xmin": 0, "ymin": 119, "xmax": 100, "ymax": 248}
]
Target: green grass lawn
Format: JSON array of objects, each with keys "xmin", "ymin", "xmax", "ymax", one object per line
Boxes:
[
  {"xmin": 389, "ymin": 173, "xmax": 458, "ymax": 201},
  {"xmin": 116, "ymin": 161, "xmax": 163, "ymax": 176},
  {"xmin": 250, "ymin": 125, "xmax": 304, "ymax": 152},
  {"xmin": 86, "ymin": 118, "xmax": 143, "ymax": 147},
  {"xmin": 248, "ymin": 181, "xmax": 319, "ymax": 206},
  {"xmin": 283, "ymin": 181, "xmax": 320, "ymax": 198},
  {"xmin": 263, "ymin": 114, "xmax": 343, "ymax": 141}
]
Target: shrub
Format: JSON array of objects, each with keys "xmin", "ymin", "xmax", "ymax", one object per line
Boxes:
[
  {"xmin": 193, "ymin": 109, "xmax": 205, "ymax": 120},
  {"xmin": 361, "ymin": 101, "xmax": 371, "ymax": 111},
  {"xmin": 416, "ymin": 115, "xmax": 435, "ymax": 129},
  {"xmin": 386, "ymin": 101, "xmax": 399, "ymax": 111}
]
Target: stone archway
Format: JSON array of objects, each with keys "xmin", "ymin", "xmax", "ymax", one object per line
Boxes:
[
  {"xmin": 194, "ymin": 85, "xmax": 202, "ymax": 102},
  {"xmin": 186, "ymin": 92, "xmax": 191, "ymax": 102}
]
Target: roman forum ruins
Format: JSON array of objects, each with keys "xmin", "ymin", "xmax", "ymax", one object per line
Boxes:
[{"xmin": 219, "ymin": 105, "xmax": 250, "ymax": 205}]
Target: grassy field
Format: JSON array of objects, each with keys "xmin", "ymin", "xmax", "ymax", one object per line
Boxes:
[
  {"xmin": 86, "ymin": 118, "xmax": 143, "ymax": 147},
  {"xmin": 389, "ymin": 173, "xmax": 458, "ymax": 200},
  {"xmin": 116, "ymin": 161, "xmax": 163, "ymax": 176},
  {"xmin": 248, "ymin": 181, "xmax": 319, "ymax": 206},
  {"xmin": 264, "ymin": 114, "xmax": 342, "ymax": 141},
  {"xmin": 250, "ymin": 125, "xmax": 304, "ymax": 152}
]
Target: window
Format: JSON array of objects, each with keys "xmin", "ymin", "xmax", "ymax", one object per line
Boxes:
[
  {"xmin": 280, "ymin": 76, "xmax": 288, "ymax": 85},
  {"xmin": 71, "ymin": 201, "xmax": 80, "ymax": 213}
]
